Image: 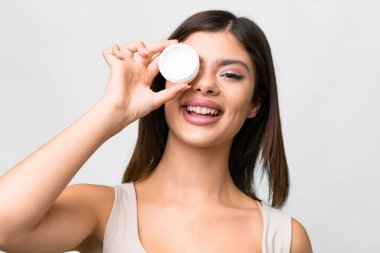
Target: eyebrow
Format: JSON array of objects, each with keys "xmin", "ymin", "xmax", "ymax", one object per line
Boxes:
[{"xmin": 199, "ymin": 57, "xmax": 250, "ymax": 72}]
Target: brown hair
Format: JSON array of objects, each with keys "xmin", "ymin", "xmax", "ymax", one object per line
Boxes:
[{"xmin": 123, "ymin": 10, "xmax": 289, "ymax": 208}]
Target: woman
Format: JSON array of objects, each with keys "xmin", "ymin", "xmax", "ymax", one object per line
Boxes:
[{"xmin": 0, "ymin": 10, "xmax": 312, "ymax": 253}]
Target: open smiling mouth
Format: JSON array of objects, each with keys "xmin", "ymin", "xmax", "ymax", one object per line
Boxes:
[
  {"xmin": 181, "ymin": 105, "xmax": 223, "ymax": 126},
  {"xmin": 185, "ymin": 105, "xmax": 220, "ymax": 118}
]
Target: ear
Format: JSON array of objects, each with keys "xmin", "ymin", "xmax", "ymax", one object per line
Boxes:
[{"xmin": 247, "ymin": 102, "xmax": 260, "ymax": 119}]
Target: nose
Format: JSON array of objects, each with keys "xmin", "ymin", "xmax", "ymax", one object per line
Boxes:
[{"xmin": 190, "ymin": 72, "xmax": 220, "ymax": 96}]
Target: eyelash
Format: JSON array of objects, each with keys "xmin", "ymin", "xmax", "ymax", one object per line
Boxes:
[{"xmin": 220, "ymin": 72, "xmax": 245, "ymax": 81}]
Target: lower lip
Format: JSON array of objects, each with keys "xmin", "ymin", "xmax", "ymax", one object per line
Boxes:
[{"xmin": 181, "ymin": 107, "xmax": 222, "ymax": 126}]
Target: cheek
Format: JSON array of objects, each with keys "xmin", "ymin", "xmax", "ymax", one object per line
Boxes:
[
  {"xmin": 163, "ymin": 92, "xmax": 186, "ymax": 134},
  {"xmin": 164, "ymin": 80, "xmax": 182, "ymax": 115},
  {"xmin": 225, "ymin": 86, "xmax": 253, "ymax": 116},
  {"xmin": 164, "ymin": 99, "xmax": 177, "ymax": 126},
  {"xmin": 164, "ymin": 81, "xmax": 181, "ymax": 115}
]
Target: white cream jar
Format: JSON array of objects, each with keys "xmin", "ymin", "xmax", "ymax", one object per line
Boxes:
[{"xmin": 158, "ymin": 43, "xmax": 200, "ymax": 83}]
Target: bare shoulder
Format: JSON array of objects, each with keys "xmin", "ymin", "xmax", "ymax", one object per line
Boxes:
[
  {"xmin": 63, "ymin": 183, "xmax": 115, "ymax": 205},
  {"xmin": 60, "ymin": 183, "xmax": 115, "ymax": 217},
  {"xmin": 61, "ymin": 184, "xmax": 115, "ymax": 244},
  {"xmin": 0, "ymin": 184, "xmax": 115, "ymax": 252},
  {"xmin": 290, "ymin": 218, "xmax": 313, "ymax": 253}
]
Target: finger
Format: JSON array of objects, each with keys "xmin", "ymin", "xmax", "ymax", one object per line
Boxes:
[
  {"xmin": 137, "ymin": 39, "xmax": 178, "ymax": 66},
  {"xmin": 102, "ymin": 44, "xmax": 122, "ymax": 65},
  {"xmin": 120, "ymin": 41, "xmax": 147, "ymax": 59},
  {"xmin": 112, "ymin": 44, "xmax": 124, "ymax": 60},
  {"xmin": 145, "ymin": 54, "xmax": 160, "ymax": 84},
  {"xmin": 145, "ymin": 39, "xmax": 178, "ymax": 56},
  {"xmin": 152, "ymin": 83, "xmax": 191, "ymax": 110}
]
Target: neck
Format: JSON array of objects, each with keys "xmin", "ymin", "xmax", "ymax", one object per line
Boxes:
[{"xmin": 142, "ymin": 130, "xmax": 239, "ymax": 205}]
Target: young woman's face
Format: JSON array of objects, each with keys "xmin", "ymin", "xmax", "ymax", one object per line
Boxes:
[{"xmin": 164, "ymin": 31, "xmax": 258, "ymax": 148}]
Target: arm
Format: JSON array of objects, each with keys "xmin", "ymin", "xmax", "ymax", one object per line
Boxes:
[
  {"xmin": 0, "ymin": 101, "xmax": 118, "ymax": 252},
  {"xmin": 0, "ymin": 184, "xmax": 115, "ymax": 252},
  {"xmin": 0, "ymin": 101, "xmax": 121, "ymax": 235},
  {"xmin": 0, "ymin": 39, "xmax": 189, "ymax": 252},
  {"xmin": 290, "ymin": 218, "xmax": 313, "ymax": 253}
]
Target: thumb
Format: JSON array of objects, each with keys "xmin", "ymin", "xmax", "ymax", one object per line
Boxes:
[{"xmin": 152, "ymin": 83, "xmax": 191, "ymax": 109}]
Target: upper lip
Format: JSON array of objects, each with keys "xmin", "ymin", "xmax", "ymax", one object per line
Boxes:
[{"xmin": 181, "ymin": 98, "xmax": 223, "ymax": 113}]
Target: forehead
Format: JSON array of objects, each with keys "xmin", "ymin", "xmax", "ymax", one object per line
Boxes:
[{"xmin": 182, "ymin": 31, "xmax": 253, "ymax": 71}]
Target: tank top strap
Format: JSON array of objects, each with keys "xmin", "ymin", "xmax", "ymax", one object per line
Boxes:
[
  {"xmin": 258, "ymin": 201, "xmax": 292, "ymax": 253},
  {"xmin": 103, "ymin": 182, "xmax": 146, "ymax": 253}
]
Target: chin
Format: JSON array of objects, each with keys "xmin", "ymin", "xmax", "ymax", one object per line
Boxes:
[{"xmin": 168, "ymin": 129, "xmax": 231, "ymax": 149}]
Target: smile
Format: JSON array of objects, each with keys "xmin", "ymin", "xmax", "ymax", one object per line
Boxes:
[
  {"xmin": 181, "ymin": 106, "xmax": 222, "ymax": 126},
  {"xmin": 181, "ymin": 98, "xmax": 224, "ymax": 126},
  {"xmin": 186, "ymin": 106, "xmax": 220, "ymax": 117}
]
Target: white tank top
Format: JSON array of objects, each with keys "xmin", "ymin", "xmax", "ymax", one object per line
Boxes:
[{"xmin": 103, "ymin": 183, "xmax": 292, "ymax": 253}]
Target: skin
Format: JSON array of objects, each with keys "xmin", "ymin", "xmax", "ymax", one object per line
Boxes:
[{"xmin": 0, "ymin": 31, "xmax": 312, "ymax": 252}]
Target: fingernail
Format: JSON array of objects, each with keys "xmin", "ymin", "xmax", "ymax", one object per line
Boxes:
[{"xmin": 181, "ymin": 85, "xmax": 191, "ymax": 90}]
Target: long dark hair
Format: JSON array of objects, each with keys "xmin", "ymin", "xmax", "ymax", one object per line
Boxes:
[{"xmin": 123, "ymin": 10, "xmax": 289, "ymax": 208}]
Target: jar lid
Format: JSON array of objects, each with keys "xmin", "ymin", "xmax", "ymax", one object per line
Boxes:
[{"xmin": 158, "ymin": 43, "xmax": 200, "ymax": 83}]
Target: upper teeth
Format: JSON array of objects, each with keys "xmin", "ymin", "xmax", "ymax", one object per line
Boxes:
[{"xmin": 186, "ymin": 106, "xmax": 219, "ymax": 116}]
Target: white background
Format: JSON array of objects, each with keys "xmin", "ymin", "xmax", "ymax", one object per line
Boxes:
[{"xmin": 1, "ymin": 0, "xmax": 379, "ymax": 252}]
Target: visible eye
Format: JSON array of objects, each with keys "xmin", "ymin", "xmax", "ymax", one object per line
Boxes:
[{"xmin": 220, "ymin": 72, "xmax": 245, "ymax": 81}]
